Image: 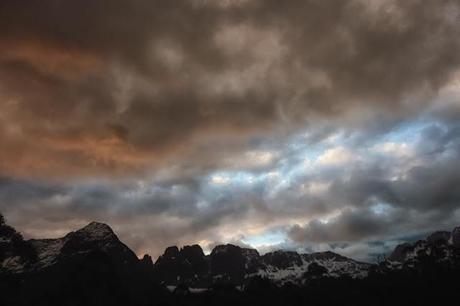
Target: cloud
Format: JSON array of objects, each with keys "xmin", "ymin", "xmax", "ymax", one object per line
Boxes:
[
  {"xmin": 372, "ymin": 142, "xmax": 414, "ymax": 158},
  {"xmin": 1, "ymin": 0, "xmax": 460, "ymax": 261},
  {"xmin": 1, "ymin": 0, "xmax": 460, "ymax": 177},
  {"xmin": 1, "ymin": 114, "xmax": 459, "ymax": 260},
  {"xmin": 316, "ymin": 147, "xmax": 353, "ymax": 166},
  {"xmin": 287, "ymin": 208, "xmax": 395, "ymax": 243}
]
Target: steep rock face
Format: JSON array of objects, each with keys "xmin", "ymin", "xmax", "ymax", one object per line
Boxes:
[
  {"xmin": 302, "ymin": 251, "xmax": 370, "ymax": 278},
  {"xmin": 154, "ymin": 244, "xmax": 265, "ymax": 286},
  {"xmin": 181, "ymin": 245, "xmax": 208, "ymax": 275},
  {"xmin": 255, "ymin": 250, "xmax": 370, "ymax": 284},
  {"xmin": 385, "ymin": 226, "xmax": 460, "ymax": 272},
  {"xmin": 304, "ymin": 251, "xmax": 350, "ymax": 262},
  {"xmin": 255, "ymin": 250, "xmax": 307, "ymax": 284},
  {"xmin": 17, "ymin": 222, "xmax": 141, "ymax": 274},
  {"xmin": 4, "ymin": 209, "xmax": 459, "ymax": 300},
  {"xmin": 388, "ymin": 243, "xmax": 413, "ymax": 262},
  {"xmin": 0, "ymin": 219, "xmax": 36, "ymax": 273},
  {"xmin": 153, "ymin": 244, "xmax": 209, "ymax": 286},
  {"xmin": 304, "ymin": 262, "xmax": 328, "ymax": 279},
  {"xmin": 0, "ymin": 218, "xmax": 161, "ymax": 306},
  {"xmin": 452, "ymin": 227, "xmax": 460, "ymax": 247},
  {"xmin": 262, "ymin": 250, "xmax": 302, "ymax": 269},
  {"xmin": 210, "ymin": 244, "xmax": 261, "ymax": 283},
  {"xmin": 426, "ymin": 231, "xmax": 451, "ymax": 244},
  {"xmin": 154, "ymin": 245, "xmax": 371, "ymax": 287},
  {"xmin": 140, "ymin": 254, "xmax": 154, "ymax": 270}
]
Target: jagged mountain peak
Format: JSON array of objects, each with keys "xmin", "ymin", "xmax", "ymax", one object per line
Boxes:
[
  {"xmin": 0, "ymin": 217, "xmax": 158, "ymax": 306},
  {"xmin": 262, "ymin": 250, "xmax": 303, "ymax": 269},
  {"xmin": 181, "ymin": 244, "xmax": 204, "ymax": 252},
  {"xmin": 306, "ymin": 250, "xmax": 351, "ymax": 262},
  {"xmin": 266, "ymin": 249, "xmax": 299, "ymax": 255},
  {"xmin": 211, "ymin": 243, "xmax": 237, "ymax": 254},
  {"xmin": 73, "ymin": 221, "xmax": 117, "ymax": 241},
  {"xmin": 152, "ymin": 242, "xmax": 373, "ymax": 286},
  {"xmin": 426, "ymin": 230, "xmax": 451, "ymax": 243},
  {"xmin": 3, "ymin": 214, "xmax": 460, "ymax": 292},
  {"xmin": 180, "ymin": 244, "xmax": 205, "ymax": 258},
  {"xmin": 158, "ymin": 244, "xmax": 205, "ymax": 261},
  {"xmin": 387, "ymin": 225, "xmax": 460, "ymax": 266},
  {"xmin": 163, "ymin": 246, "xmax": 180, "ymax": 258},
  {"xmin": 1, "ymin": 220, "xmax": 139, "ymax": 274},
  {"xmin": 211, "ymin": 243, "xmax": 259, "ymax": 256},
  {"xmin": 452, "ymin": 226, "xmax": 460, "ymax": 247}
]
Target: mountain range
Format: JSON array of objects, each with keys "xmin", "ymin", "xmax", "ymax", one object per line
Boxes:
[{"xmin": 1, "ymin": 213, "xmax": 460, "ymax": 306}]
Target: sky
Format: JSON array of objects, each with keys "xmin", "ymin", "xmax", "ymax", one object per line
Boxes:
[{"xmin": 1, "ymin": 0, "xmax": 460, "ymax": 262}]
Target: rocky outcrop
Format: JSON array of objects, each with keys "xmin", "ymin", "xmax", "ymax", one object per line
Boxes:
[
  {"xmin": 210, "ymin": 244, "xmax": 261, "ymax": 283},
  {"xmin": 153, "ymin": 226, "xmax": 460, "ymax": 287},
  {"xmin": 385, "ymin": 226, "xmax": 460, "ymax": 273},
  {"xmin": 153, "ymin": 244, "xmax": 209, "ymax": 286},
  {"xmin": 262, "ymin": 250, "xmax": 302, "ymax": 269},
  {"xmin": 388, "ymin": 242, "xmax": 413, "ymax": 262},
  {"xmin": 2, "ymin": 210, "xmax": 460, "ymax": 305},
  {"xmin": 426, "ymin": 231, "xmax": 451, "ymax": 244},
  {"xmin": 0, "ymin": 216, "xmax": 164, "ymax": 306},
  {"xmin": 452, "ymin": 227, "xmax": 460, "ymax": 247},
  {"xmin": 153, "ymin": 244, "xmax": 370, "ymax": 286},
  {"xmin": 0, "ymin": 217, "xmax": 36, "ymax": 273}
]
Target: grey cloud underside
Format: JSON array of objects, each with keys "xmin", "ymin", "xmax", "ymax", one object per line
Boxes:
[
  {"xmin": 1, "ymin": 0, "xmax": 460, "ymax": 261},
  {"xmin": 2, "ymin": 117, "xmax": 460, "ymax": 260},
  {"xmin": 288, "ymin": 118, "xmax": 460, "ymax": 242},
  {"xmin": 1, "ymin": 0, "xmax": 460, "ymax": 175}
]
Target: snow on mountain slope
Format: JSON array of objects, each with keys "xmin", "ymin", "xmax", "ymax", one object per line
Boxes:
[
  {"xmin": 252, "ymin": 250, "xmax": 370, "ymax": 285},
  {"xmin": 3, "ymin": 212, "xmax": 459, "ymax": 290},
  {"xmin": 382, "ymin": 227, "xmax": 460, "ymax": 272},
  {"xmin": 28, "ymin": 238, "xmax": 65, "ymax": 270},
  {"xmin": 1, "ymin": 221, "xmax": 137, "ymax": 273}
]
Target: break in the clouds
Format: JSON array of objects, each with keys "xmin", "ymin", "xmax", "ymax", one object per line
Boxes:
[{"xmin": 1, "ymin": 0, "xmax": 460, "ymax": 262}]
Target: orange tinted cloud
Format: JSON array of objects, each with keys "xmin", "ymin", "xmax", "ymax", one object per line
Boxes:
[{"xmin": 0, "ymin": 0, "xmax": 459, "ymax": 179}]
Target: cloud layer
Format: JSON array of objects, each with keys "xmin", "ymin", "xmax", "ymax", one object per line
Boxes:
[
  {"xmin": 1, "ymin": 0, "xmax": 460, "ymax": 261},
  {"xmin": 1, "ymin": 0, "xmax": 460, "ymax": 176}
]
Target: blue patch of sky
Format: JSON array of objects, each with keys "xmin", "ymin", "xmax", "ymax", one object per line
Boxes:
[
  {"xmin": 203, "ymin": 116, "xmax": 443, "ymax": 201},
  {"xmin": 242, "ymin": 229, "xmax": 287, "ymax": 247},
  {"xmin": 381, "ymin": 118, "xmax": 432, "ymax": 144},
  {"xmin": 203, "ymin": 130, "xmax": 334, "ymax": 198},
  {"xmin": 370, "ymin": 202, "xmax": 393, "ymax": 215}
]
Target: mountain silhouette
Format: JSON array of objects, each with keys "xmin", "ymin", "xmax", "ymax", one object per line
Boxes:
[{"xmin": 1, "ymin": 213, "xmax": 459, "ymax": 306}]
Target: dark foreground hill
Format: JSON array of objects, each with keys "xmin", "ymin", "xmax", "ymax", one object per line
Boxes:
[{"xmin": 1, "ymin": 213, "xmax": 459, "ymax": 306}]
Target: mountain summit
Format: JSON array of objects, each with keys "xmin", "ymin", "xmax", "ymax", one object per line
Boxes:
[
  {"xmin": 152, "ymin": 243, "xmax": 369, "ymax": 287},
  {"xmin": 1, "ymin": 214, "xmax": 460, "ymax": 306},
  {"xmin": 0, "ymin": 217, "xmax": 162, "ymax": 306},
  {"xmin": 75, "ymin": 221, "xmax": 118, "ymax": 241}
]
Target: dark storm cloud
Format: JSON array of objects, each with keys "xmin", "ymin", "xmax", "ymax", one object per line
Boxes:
[
  {"xmin": 1, "ymin": 0, "xmax": 460, "ymax": 176},
  {"xmin": 1, "ymin": 0, "xmax": 460, "ymax": 261},
  {"xmin": 286, "ymin": 118, "xmax": 460, "ymax": 248},
  {"xmin": 0, "ymin": 177, "xmax": 67, "ymax": 205},
  {"xmin": 2, "ymin": 115, "xmax": 460, "ymax": 258},
  {"xmin": 288, "ymin": 207, "xmax": 399, "ymax": 243},
  {"xmin": 0, "ymin": 173, "xmax": 269, "ymax": 256}
]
